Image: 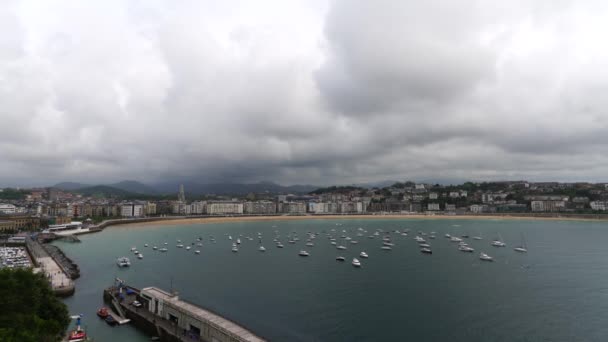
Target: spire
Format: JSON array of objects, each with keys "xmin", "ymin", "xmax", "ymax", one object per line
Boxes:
[{"xmin": 178, "ymin": 184, "xmax": 186, "ymax": 203}]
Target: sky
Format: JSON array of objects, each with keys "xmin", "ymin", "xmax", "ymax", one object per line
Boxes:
[{"xmin": 2, "ymin": 0, "xmax": 608, "ymax": 187}]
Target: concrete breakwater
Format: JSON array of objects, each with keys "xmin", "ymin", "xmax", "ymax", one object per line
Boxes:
[
  {"xmin": 103, "ymin": 284, "xmax": 266, "ymax": 342},
  {"xmin": 42, "ymin": 244, "xmax": 80, "ymax": 279},
  {"xmin": 26, "ymin": 239, "xmax": 75, "ymax": 297}
]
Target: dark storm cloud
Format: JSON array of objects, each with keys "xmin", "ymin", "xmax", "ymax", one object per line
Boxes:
[{"xmin": 1, "ymin": 0, "xmax": 608, "ymax": 187}]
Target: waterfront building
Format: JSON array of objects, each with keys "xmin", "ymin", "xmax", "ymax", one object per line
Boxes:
[
  {"xmin": 278, "ymin": 202, "xmax": 306, "ymax": 214},
  {"xmin": 445, "ymin": 203, "xmax": 456, "ymax": 211},
  {"xmin": 0, "ymin": 215, "xmax": 41, "ymax": 231},
  {"xmin": 590, "ymin": 201, "xmax": 607, "ymax": 211},
  {"xmin": 243, "ymin": 201, "xmax": 276, "ymax": 215},
  {"xmin": 470, "ymin": 204, "xmax": 489, "ymax": 213},
  {"xmin": 145, "ymin": 202, "xmax": 157, "ymax": 216},
  {"xmin": 531, "ymin": 200, "xmax": 566, "ymax": 212},
  {"xmin": 121, "ymin": 203, "xmax": 145, "ymax": 217},
  {"xmin": 427, "ymin": 203, "xmax": 440, "ymax": 211},
  {"xmin": 190, "ymin": 201, "xmax": 205, "ymax": 215},
  {"xmin": 207, "ymin": 202, "xmax": 244, "ymax": 215}
]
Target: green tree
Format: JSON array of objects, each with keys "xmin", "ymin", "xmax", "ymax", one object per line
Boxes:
[{"xmin": 0, "ymin": 268, "xmax": 70, "ymax": 342}]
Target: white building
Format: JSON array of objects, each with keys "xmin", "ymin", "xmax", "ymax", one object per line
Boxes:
[
  {"xmin": 121, "ymin": 204, "xmax": 145, "ymax": 217},
  {"xmin": 0, "ymin": 204, "xmax": 17, "ymax": 214},
  {"xmin": 429, "ymin": 193, "xmax": 438, "ymax": 200},
  {"xmin": 590, "ymin": 201, "xmax": 607, "ymax": 211},
  {"xmin": 427, "ymin": 203, "xmax": 440, "ymax": 211},
  {"xmin": 190, "ymin": 201, "xmax": 206, "ymax": 215},
  {"xmin": 207, "ymin": 202, "xmax": 243, "ymax": 215}
]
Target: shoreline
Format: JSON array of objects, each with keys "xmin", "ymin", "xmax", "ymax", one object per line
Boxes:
[{"xmin": 116, "ymin": 213, "xmax": 608, "ymax": 228}]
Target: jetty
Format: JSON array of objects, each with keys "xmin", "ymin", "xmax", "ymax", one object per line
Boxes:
[{"xmin": 104, "ymin": 280, "xmax": 266, "ymax": 342}]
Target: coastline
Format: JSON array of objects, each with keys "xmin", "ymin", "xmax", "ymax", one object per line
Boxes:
[{"xmin": 117, "ymin": 213, "xmax": 608, "ymax": 228}]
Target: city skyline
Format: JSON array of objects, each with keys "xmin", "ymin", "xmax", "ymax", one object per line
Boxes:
[{"xmin": 2, "ymin": 1, "xmax": 608, "ymax": 186}]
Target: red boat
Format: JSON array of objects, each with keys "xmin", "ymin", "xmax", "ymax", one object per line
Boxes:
[
  {"xmin": 97, "ymin": 307, "xmax": 109, "ymax": 318},
  {"xmin": 67, "ymin": 315, "xmax": 88, "ymax": 342}
]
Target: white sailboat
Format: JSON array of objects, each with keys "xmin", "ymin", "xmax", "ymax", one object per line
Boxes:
[{"xmin": 514, "ymin": 233, "xmax": 528, "ymax": 253}]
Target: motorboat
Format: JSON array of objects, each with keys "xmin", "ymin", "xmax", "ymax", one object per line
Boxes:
[
  {"xmin": 105, "ymin": 315, "xmax": 117, "ymax": 326},
  {"xmin": 350, "ymin": 240, "xmax": 358, "ymax": 244},
  {"xmin": 473, "ymin": 236, "xmax": 483, "ymax": 240},
  {"xmin": 195, "ymin": 250, "xmax": 201, "ymax": 254},
  {"xmin": 153, "ymin": 246, "xmax": 158, "ymax": 250},
  {"xmin": 479, "ymin": 252, "xmax": 494, "ymax": 261},
  {"xmin": 237, "ymin": 238, "xmax": 241, "ymax": 244},
  {"xmin": 420, "ymin": 248, "xmax": 432, "ymax": 254},
  {"xmin": 130, "ymin": 247, "xmax": 136, "ymax": 252},
  {"xmin": 383, "ymin": 242, "xmax": 394, "ymax": 246},
  {"xmin": 185, "ymin": 246, "xmax": 191, "ymax": 250},
  {"xmin": 419, "ymin": 243, "xmax": 431, "ymax": 248},
  {"xmin": 458, "ymin": 246, "xmax": 474, "ymax": 253},
  {"xmin": 67, "ymin": 316, "xmax": 87, "ymax": 342},
  {"xmin": 336, "ymin": 256, "xmax": 345, "ymax": 261},
  {"xmin": 144, "ymin": 244, "xmax": 148, "ymax": 247},
  {"xmin": 445, "ymin": 234, "xmax": 451, "ymax": 238},
  {"xmin": 359, "ymin": 251, "xmax": 369, "ymax": 258},
  {"xmin": 259, "ymin": 246, "xmax": 266, "ymax": 252},
  {"xmin": 288, "ymin": 240, "xmax": 296, "ymax": 244},
  {"xmin": 133, "ymin": 250, "xmax": 139, "ymax": 254},
  {"xmin": 450, "ymin": 236, "xmax": 463, "ymax": 242},
  {"xmin": 352, "ymin": 258, "xmax": 361, "ymax": 267},
  {"xmin": 381, "ymin": 246, "xmax": 392, "ymax": 250},
  {"xmin": 116, "ymin": 257, "xmax": 131, "ymax": 267},
  {"xmin": 276, "ymin": 243, "xmax": 284, "ymax": 248},
  {"xmin": 336, "ymin": 245, "xmax": 347, "ymax": 250},
  {"xmin": 232, "ymin": 247, "xmax": 238, "ymax": 252},
  {"xmin": 160, "ymin": 247, "xmax": 168, "ymax": 252},
  {"xmin": 176, "ymin": 244, "xmax": 184, "ymax": 248},
  {"xmin": 299, "ymin": 250, "xmax": 310, "ymax": 257},
  {"xmin": 96, "ymin": 307, "xmax": 109, "ymax": 319},
  {"xmin": 137, "ymin": 253, "xmax": 143, "ymax": 259},
  {"xmin": 306, "ymin": 242, "xmax": 314, "ymax": 247},
  {"xmin": 331, "ymin": 241, "xmax": 337, "ymax": 245}
]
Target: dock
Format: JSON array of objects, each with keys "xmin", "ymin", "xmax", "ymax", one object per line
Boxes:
[{"xmin": 104, "ymin": 282, "xmax": 266, "ymax": 342}]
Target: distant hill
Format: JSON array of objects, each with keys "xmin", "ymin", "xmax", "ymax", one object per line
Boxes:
[
  {"xmin": 108, "ymin": 180, "xmax": 159, "ymax": 195},
  {"xmin": 73, "ymin": 185, "xmax": 136, "ymax": 198},
  {"xmin": 53, "ymin": 182, "xmax": 91, "ymax": 190},
  {"xmin": 152, "ymin": 181, "xmax": 318, "ymax": 195}
]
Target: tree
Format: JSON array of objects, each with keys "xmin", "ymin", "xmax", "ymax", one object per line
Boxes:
[{"xmin": 0, "ymin": 268, "xmax": 70, "ymax": 342}]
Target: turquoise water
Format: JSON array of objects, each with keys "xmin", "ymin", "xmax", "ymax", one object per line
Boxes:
[{"xmin": 57, "ymin": 218, "xmax": 608, "ymax": 341}]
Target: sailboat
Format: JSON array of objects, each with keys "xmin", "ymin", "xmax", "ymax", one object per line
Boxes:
[{"xmin": 514, "ymin": 233, "xmax": 528, "ymax": 253}]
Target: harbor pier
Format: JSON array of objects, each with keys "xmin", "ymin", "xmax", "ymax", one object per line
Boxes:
[
  {"xmin": 103, "ymin": 283, "xmax": 266, "ymax": 342},
  {"xmin": 26, "ymin": 239, "xmax": 75, "ymax": 297}
]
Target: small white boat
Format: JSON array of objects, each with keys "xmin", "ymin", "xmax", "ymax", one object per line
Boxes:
[
  {"xmin": 479, "ymin": 252, "xmax": 494, "ymax": 261},
  {"xmin": 381, "ymin": 246, "xmax": 392, "ymax": 250},
  {"xmin": 450, "ymin": 236, "xmax": 463, "ymax": 242},
  {"xmin": 164, "ymin": 242, "xmax": 168, "ymax": 245},
  {"xmin": 197, "ymin": 243, "xmax": 203, "ymax": 247},
  {"xmin": 306, "ymin": 242, "xmax": 314, "ymax": 247},
  {"xmin": 137, "ymin": 253, "xmax": 143, "ymax": 259},
  {"xmin": 299, "ymin": 250, "xmax": 309, "ymax": 257},
  {"xmin": 176, "ymin": 244, "xmax": 184, "ymax": 248},
  {"xmin": 359, "ymin": 252, "xmax": 369, "ymax": 258},
  {"xmin": 459, "ymin": 246, "xmax": 475, "ymax": 253},
  {"xmin": 130, "ymin": 247, "xmax": 137, "ymax": 252},
  {"xmin": 473, "ymin": 236, "xmax": 483, "ymax": 240},
  {"xmin": 195, "ymin": 250, "xmax": 201, "ymax": 254},
  {"xmin": 160, "ymin": 247, "xmax": 168, "ymax": 252},
  {"xmin": 352, "ymin": 258, "xmax": 361, "ymax": 267},
  {"xmin": 337, "ymin": 245, "xmax": 347, "ymax": 250},
  {"xmin": 288, "ymin": 240, "xmax": 295, "ymax": 244},
  {"xmin": 259, "ymin": 246, "xmax": 266, "ymax": 252},
  {"xmin": 116, "ymin": 257, "xmax": 131, "ymax": 267},
  {"xmin": 419, "ymin": 243, "xmax": 431, "ymax": 248},
  {"xmin": 383, "ymin": 242, "xmax": 394, "ymax": 246},
  {"xmin": 237, "ymin": 238, "xmax": 241, "ymax": 245},
  {"xmin": 186, "ymin": 246, "xmax": 191, "ymax": 250},
  {"xmin": 232, "ymin": 247, "xmax": 238, "ymax": 253},
  {"xmin": 331, "ymin": 241, "xmax": 337, "ymax": 245},
  {"xmin": 229, "ymin": 236, "xmax": 232, "ymax": 240},
  {"xmin": 420, "ymin": 248, "xmax": 432, "ymax": 254},
  {"xmin": 336, "ymin": 256, "xmax": 345, "ymax": 261},
  {"xmin": 144, "ymin": 244, "xmax": 148, "ymax": 247},
  {"xmin": 491, "ymin": 240, "xmax": 506, "ymax": 247},
  {"xmin": 445, "ymin": 234, "xmax": 451, "ymax": 238},
  {"xmin": 514, "ymin": 233, "xmax": 527, "ymax": 253},
  {"xmin": 276, "ymin": 243, "xmax": 284, "ymax": 248},
  {"xmin": 153, "ymin": 246, "xmax": 158, "ymax": 250},
  {"xmin": 350, "ymin": 240, "xmax": 358, "ymax": 244},
  {"xmin": 177, "ymin": 239, "xmax": 181, "ymax": 243}
]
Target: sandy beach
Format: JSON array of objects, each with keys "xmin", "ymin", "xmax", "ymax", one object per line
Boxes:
[{"xmin": 118, "ymin": 213, "xmax": 608, "ymax": 229}]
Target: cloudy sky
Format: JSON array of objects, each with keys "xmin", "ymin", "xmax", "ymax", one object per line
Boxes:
[{"xmin": 2, "ymin": 0, "xmax": 608, "ymax": 187}]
